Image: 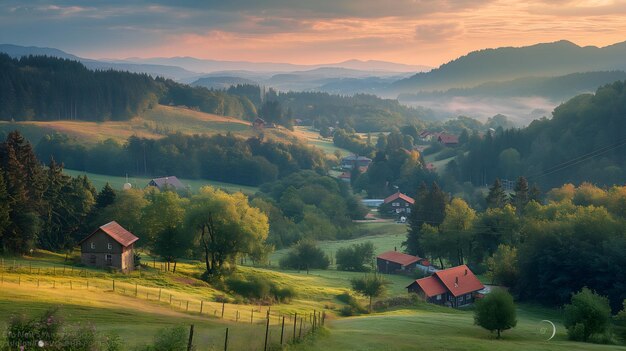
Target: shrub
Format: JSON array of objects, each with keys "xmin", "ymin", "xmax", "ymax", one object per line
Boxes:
[
  {"xmin": 5, "ymin": 308, "xmax": 63, "ymax": 349},
  {"xmin": 271, "ymin": 285, "xmax": 297, "ymax": 303},
  {"xmin": 336, "ymin": 293, "xmax": 367, "ymax": 316},
  {"xmin": 147, "ymin": 326, "xmax": 188, "ymax": 351},
  {"xmin": 58, "ymin": 324, "xmax": 98, "ymax": 351},
  {"xmin": 226, "ymin": 276, "xmax": 271, "ymax": 300},
  {"xmin": 474, "ymin": 289, "xmax": 517, "ymax": 339},
  {"xmin": 372, "ymin": 295, "xmax": 420, "ymax": 311},
  {"xmin": 564, "ymin": 287, "xmax": 612, "ymax": 342},
  {"xmin": 336, "ymin": 242, "xmax": 374, "ymax": 272},
  {"xmin": 279, "ymin": 240, "xmax": 329, "ymax": 271}
]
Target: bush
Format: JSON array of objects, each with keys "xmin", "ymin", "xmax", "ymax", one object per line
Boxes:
[
  {"xmin": 279, "ymin": 240, "xmax": 330, "ymax": 271},
  {"xmin": 564, "ymin": 287, "xmax": 612, "ymax": 342},
  {"xmin": 336, "ymin": 293, "xmax": 367, "ymax": 316},
  {"xmin": 147, "ymin": 326, "xmax": 188, "ymax": 351},
  {"xmin": 336, "ymin": 242, "xmax": 374, "ymax": 272},
  {"xmin": 226, "ymin": 276, "xmax": 297, "ymax": 303},
  {"xmin": 5, "ymin": 308, "xmax": 62, "ymax": 349},
  {"xmin": 226, "ymin": 276, "xmax": 271, "ymax": 300}
]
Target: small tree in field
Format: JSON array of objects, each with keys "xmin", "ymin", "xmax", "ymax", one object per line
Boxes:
[
  {"xmin": 351, "ymin": 274, "xmax": 389, "ymax": 312},
  {"xmin": 563, "ymin": 287, "xmax": 612, "ymax": 342},
  {"xmin": 474, "ymin": 289, "xmax": 517, "ymax": 339}
]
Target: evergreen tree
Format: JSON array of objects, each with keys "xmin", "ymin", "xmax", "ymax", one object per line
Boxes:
[
  {"xmin": 486, "ymin": 178, "xmax": 508, "ymax": 209},
  {"xmin": 404, "ymin": 182, "xmax": 428, "ymax": 256},
  {"xmin": 40, "ymin": 158, "xmax": 71, "ymax": 250},
  {"xmin": 95, "ymin": 183, "xmax": 116, "ymax": 210},
  {"xmin": 0, "ymin": 169, "xmax": 11, "ymax": 244},
  {"xmin": 510, "ymin": 176, "xmax": 529, "ymax": 212},
  {"xmin": 529, "ymin": 183, "xmax": 542, "ymax": 203}
]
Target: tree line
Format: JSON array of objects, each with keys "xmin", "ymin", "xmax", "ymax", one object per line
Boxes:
[
  {"xmin": 449, "ymin": 81, "xmax": 626, "ymax": 188},
  {"xmin": 404, "ymin": 178, "xmax": 626, "ymax": 313},
  {"xmin": 36, "ymin": 132, "xmax": 327, "ymax": 186},
  {"xmin": 0, "ymin": 54, "xmax": 257, "ymax": 122}
]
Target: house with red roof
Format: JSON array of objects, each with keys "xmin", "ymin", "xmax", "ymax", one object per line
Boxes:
[
  {"xmin": 407, "ymin": 265, "xmax": 484, "ymax": 307},
  {"xmin": 381, "ymin": 191, "xmax": 415, "ymax": 215},
  {"xmin": 376, "ymin": 251, "xmax": 432, "ymax": 275},
  {"xmin": 437, "ymin": 133, "xmax": 459, "ymax": 146},
  {"xmin": 79, "ymin": 221, "xmax": 139, "ymax": 272}
]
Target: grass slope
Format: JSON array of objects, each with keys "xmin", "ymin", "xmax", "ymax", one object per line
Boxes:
[{"xmin": 293, "ymin": 306, "xmax": 625, "ymax": 351}]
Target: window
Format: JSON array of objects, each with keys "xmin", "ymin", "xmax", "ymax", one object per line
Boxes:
[
  {"xmin": 107, "ymin": 243, "xmax": 112, "ymax": 250},
  {"xmin": 436, "ymin": 294, "xmax": 442, "ymax": 301},
  {"xmin": 89, "ymin": 255, "xmax": 96, "ymax": 264},
  {"xmin": 459, "ymin": 295, "xmax": 464, "ymax": 303},
  {"xmin": 105, "ymin": 254, "xmax": 112, "ymax": 265},
  {"xmin": 90, "ymin": 242, "xmax": 95, "ymax": 249},
  {"xmin": 466, "ymin": 294, "xmax": 472, "ymax": 300},
  {"xmin": 392, "ymin": 202, "xmax": 399, "ymax": 207}
]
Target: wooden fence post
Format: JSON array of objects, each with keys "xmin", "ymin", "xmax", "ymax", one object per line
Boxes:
[
  {"xmin": 251, "ymin": 308, "xmax": 254, "ymax": 323},
  {"xmin": 280, "ymin": 316, "xmax": 285, "ymax": 345},
  {"xmin": 223, "ymin": 328, "xmax": 229, "ymax": 351},
  {"xmin": 135, "ymin": 283, "xmax": 138, "ymax": 296},
  {"xmin": 299, "ymin": 317, "xmax": 303, "ymax": 339},
  {"xmin": 263, "ymin": 317, "xmax": 270, "ymax": 351},
  {"xmin": 293, "ymin": 312, "xmax": 297, "ymax": 342},
  {"xmin": 112, "ymin": 279, "xmax": 115, "ymax": 291},
  {"xmin": 186, "ymin": 301, "xmax": 189, "ymax": 311},
  {"xmin": 158, "ymin": 288, "xmax": 162, "ymax": 301},
  {"xmin": 186, "ymin": 324, "xmax": 194, "ymax": 351},
  {"xmin": 221, "ymin": 302, "xmax": 225, "ymax": 318},
  {"xmin": 200, "ymin": 300, "xmax": 203, "ymax": 314}
]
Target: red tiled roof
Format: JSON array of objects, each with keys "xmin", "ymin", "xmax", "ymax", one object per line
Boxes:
[
  {"xmin": 80, "ymin": 221, "xmax": 139, "ymax": 247},
  {"xmin": 434, "ymin": 265, "xmax": 484, "ymax": 297},
  {"xmin": 410, "ymin": 276, "xmax": 447, "ymax": 297},
  {"xmin": 377, "ymin": 251, "xmax": 420, "ymax": 267},
  {"xmin": 383, "ymin": 192, "xmax": 415, "ymax": 205},
  {"xmin": 438, "ymin": 134, "xmax": 459, "ymax": 144}
]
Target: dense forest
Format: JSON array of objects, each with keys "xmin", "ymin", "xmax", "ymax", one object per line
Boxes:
[
  {"xmin": 0, "ymin": 54, "xmax": 256, "ymax": 121},
  {"xmin": 35, "ymin": 132, "xmax": 327, "ymax": 186},
  {"xmin": 404, "ymin": 179, "xmax": 626, "ymax": 312},
  {"xmin": 227, "ymin": 84, "xmax": 433, "ymax": 132},
  {"xmin": 450, "ymin": 81, "xmax": 626, "ymax": 188},
  {"xmin": 253, "ymin": 171, "xmax": 368, "ymax": 248}
]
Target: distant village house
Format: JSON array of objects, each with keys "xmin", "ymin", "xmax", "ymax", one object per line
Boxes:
[
  {"xmin": 79, "ymin": 221, "xmax": 138, "ymax": 272},
  {"xmin": 382, "ymin": 191, "xmax": 414, "ymax": 214},
  {"xmin": 437, "ymin": 133, "xmax": 459, "ymax": 146},
  {"xmin": 376, "ymin": 251, "xmax": 433, "ymax": 275},
  {"xmin": 147, "ymin": 176, "xmax": 185, "ymax": 192},
  {"xmin": 407, "ymin": 265, "xmax": 484, "ymax": 307},
  {"xmin": 340, "ymin": 155, "xmax": 372, "ymax": 170}
]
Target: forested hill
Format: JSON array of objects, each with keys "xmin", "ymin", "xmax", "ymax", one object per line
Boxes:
[
  {"xmin": 0, "ymin": 54, "xmax": 257, "ymax": 122},
  {"xmin": 392, "ymin": 40, "xmax": 626, "ymax": 93},
  {"xmin": 453, "ymin": 81, "xmax": 626, "ymax": 188}
]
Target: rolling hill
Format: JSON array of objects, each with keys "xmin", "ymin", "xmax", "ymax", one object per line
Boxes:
[{"xmin": 392, "ymin": 40, "xmax": 626, "ymax": 93}]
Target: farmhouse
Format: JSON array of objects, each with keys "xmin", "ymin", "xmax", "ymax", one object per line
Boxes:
[
  {"xmin": 147, "ymin": 176, "xmax": 185, "ymax": 191},
  {"xmin": 253, "ymin": 117, "xmax": 266, "ymax": 129},
  {"xmin": 382, "ymin": 191, "xmax": 414, "ymax": 214},
  {"xmin": 437, "ymin": 133, "xmax": 459, "ymax": 146},
  {"xmin": 376, "ymin": 251, "xmax": 431, "ymax": 274},
  {"xmin": 340, "ymin": 155, "xmax": 372, "ymax": 170},
  {"xmin": 79, "ymin": 221, "xmax": 138, "ymax": 272},
  {"xmin": 407, "ymin": 265, "xmax": 484, "ymax": 307}
]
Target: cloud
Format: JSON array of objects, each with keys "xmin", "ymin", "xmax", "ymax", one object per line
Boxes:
[{"xmin": 414, "ymin": 22, "xmax": 464, "ymax": 42}]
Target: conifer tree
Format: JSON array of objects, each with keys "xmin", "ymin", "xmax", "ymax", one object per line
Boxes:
[
  {"xmin": 510, "ymin": 176, "xmax": 529, "ymax": 212},
  {"xmin": 404, "ymin": 182, "xmax": 428, "ymax": 256},
  {"xmin": 486, "ymin": 178, "xmax": 508, "ymax": 209}
]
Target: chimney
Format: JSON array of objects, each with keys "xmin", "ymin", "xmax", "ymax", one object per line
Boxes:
[
  {"xmin": 465, "ymin": 269, "xmax": 468, "ymax": 276},
  {"xmin": 454, "ymin": 276, "xmax": 459, "ymax": 287},
  {"xmin": 394, "ymin": 246, "xmax": 397, "ymax": 252}
]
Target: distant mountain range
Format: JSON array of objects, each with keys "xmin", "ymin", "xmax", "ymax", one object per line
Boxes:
[
  {"xmin": 392, "ymin": 40, "xmax": 626, "ymax": 93},
  {"xmin": 0, "ymin": 44, "xmax": 200, "ymax": 80},
  {"xmin": 116, "ymin": 56, "xmax": 431, "ymax": 74}
]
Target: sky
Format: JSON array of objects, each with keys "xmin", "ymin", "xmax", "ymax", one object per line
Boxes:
[{"xmin": 1, "ymin": 0, "xmax": 626, "ymax": 66}]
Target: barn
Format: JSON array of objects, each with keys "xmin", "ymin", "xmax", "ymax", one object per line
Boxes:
[
  {"xmin": 79, "ymin": 221, "xmax": 138, "ymax": 272},
  {"xmin": 376, "ymin": 251, "xmax": 430, "ymax": 274}
]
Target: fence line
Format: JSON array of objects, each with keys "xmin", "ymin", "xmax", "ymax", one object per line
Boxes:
[{"xmin": 0, "ymin": 261, "xmax": 327, "ymax": 341}]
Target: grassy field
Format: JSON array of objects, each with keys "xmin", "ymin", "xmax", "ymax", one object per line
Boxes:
[
  {"xmin": 269, "ymin": 222, "xmax": 407, "ymax": 268},
  {"xmin": 292, "ymin": 305, "xmax": 625, "ymax": 351},
  {"xmin": 63, "ymin": 168, "xmax": 259, "ymax": 194},
  {"xmin": 1, "ymin": 250, "xmax": 624, "ymax": 350}
]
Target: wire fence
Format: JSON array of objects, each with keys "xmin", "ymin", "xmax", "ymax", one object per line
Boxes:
[{"xmin": 0, "ymin": 259, "xmax": 326, "ymax": 350}]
